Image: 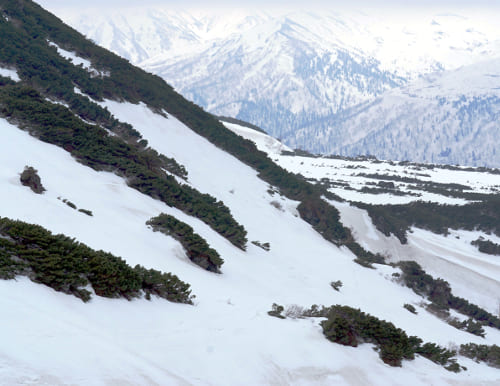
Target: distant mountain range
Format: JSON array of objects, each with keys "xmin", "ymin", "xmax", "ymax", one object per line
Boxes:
[
  {"xmin": 46, "ymin": 6, "xmax": 500, "ymax": 167},
  {"xmin": 294, "ymin": 58, "xmax": 500, "ymax": 167}
]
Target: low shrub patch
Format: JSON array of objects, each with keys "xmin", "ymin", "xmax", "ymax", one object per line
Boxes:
[
  {"xmin": 0, "ymin": 217, "xmax": 193, "ymax": 303},
  {"xmin": 147, "ymin": 214, "xmax": 223, "ymax": 273}
]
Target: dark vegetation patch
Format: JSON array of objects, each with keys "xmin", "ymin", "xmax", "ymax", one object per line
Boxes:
[
  {"xmin": 355, "ymin": 172, "xmax": 493, "ymax": 200},
  {"xmin": 0, "ymin": 217, "xmax": 193, "ymax": 303},
  {"xmin": 20, "ymin": 165, "xmax": 45, "ymax": 193},
  {"xmin": 330, "ymin": 280, "xmax": 343, "ymax": 291},
  {"xmin": 147, "ymin": 214, "xmax": 223, "ymax": 273},
  {"xmin": 471, "ymin": 237, "xmax": 500, "ymax": 256},
  {"xmin": 281, "ymin": 150, "xmax": 379, "ymax": 162},
  {"xmin": 411, "ymin": 162, "xmax": 500, "ymax": 176},
  {"xmin": 78, "ymin": 208, "xmax": 93, "ymax": 216},
  {"xmin": 460, "ymin": 343, "xmax": 500, "ymax": 368},
  {"xmin": 386, "ymin": 159, "xmax": 500, "ymax": 176},
  {"xmin": 404, "ymin": 303, "xmax": 417, "ymax": 314},
  {"xmin": 319, "ymin": 305, "xmax": 420, "ymax": 367},
  {"xmin": 320, "ymin": 179, "xmax": 352, "ymax": 188},
  {"xmin": 63, "ymin": 198, "xmax": 76, "ymax": 209},
  {"xmin": 357, "ymin": 197, "xmax": 500, "ymax": 244},
  {"xmin": 267, "ymin": 303, "xmax": 286, "ymax": 319},
  {"xmin": 271, "ymin": 303, "xmax": 462, "ymax": 371},
  {"xmin": 347, "ymin": 241, "xmax": 386, "ymax": 268},
  {"xmin": 357, "ymin": 172, "xmax": 469, "ymax": 188},
  {"xmin": 358, "ymin": 186, "xmax": 417, "ymax": 197},
  {"xmin": 415, "ymin": 342, "xmax": 461, "ymax": 372},
  {"xmin": 57, "ymin": 197, "xmax": 92, "ymax": 216},
  {"xmin": 447, "ymin": 317, "xmax": 485, "ymax": 338},
  {"xmin": 251, "ymin": 240, "xmax": 270, "ymax": 251},
  {"xmin": 396, "ymin": 261, "xmax": 500, "ymax": 331}
]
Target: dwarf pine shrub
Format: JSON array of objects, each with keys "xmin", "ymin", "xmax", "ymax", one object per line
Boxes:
[
  {"xmin": 20, "ymin": 166, "xmax": 45, "ymax": 194},
  {"xmin": 270, "ymin": 303, "xmax": 462, "ymax": 370},
  {"xmin": 147, "ymin": 214, "xmax": 223, "ymax": 273},
  {"xmin": 0, "ymin": 217, "xmax": 193, "ymax": 303},
  {"xmin": 460, "ymin": 343, "xmax": 500, "ymax": 368},
  {"xmin": 397, "ymin": 261, "xmax": 500, "ymax": 330}
]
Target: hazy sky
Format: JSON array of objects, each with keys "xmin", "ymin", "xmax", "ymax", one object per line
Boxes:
[{"xmin": 38, "ymin": 0, "xmax": 500, "ymax": 10}]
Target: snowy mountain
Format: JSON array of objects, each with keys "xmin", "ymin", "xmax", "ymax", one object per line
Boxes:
[
  {"xmin": 294, "ymin": 58, "xmax": 500, "ymax": 167},
  {"xmin": 37, "ymin": 3, "xmax": 500, "ymax": 166},
  {"xmin": 1, "ymin": 2, "xmax": 500, "ymax": 384}
]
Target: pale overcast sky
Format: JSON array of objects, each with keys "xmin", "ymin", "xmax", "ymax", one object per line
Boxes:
[{"xmin": 37, "ymin": 0, "xmax": 500, "ymax": 10}]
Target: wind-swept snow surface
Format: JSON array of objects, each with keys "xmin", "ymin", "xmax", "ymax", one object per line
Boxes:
[{"xmin": 1, "ymin": 104, "xmax": 500, "ymax": 385}]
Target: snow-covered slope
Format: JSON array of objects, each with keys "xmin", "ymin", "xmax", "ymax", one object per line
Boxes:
[
  {"xmin": 2, "ymin": 100, "xmax": 500, "ymax": 384},
  {"xmin": 37, "ymin": 4, "xmax": 500, "ymax": 165},
  {"xmin": 2, "ymin": 3, "xmax": 500, "ymax": 384}
]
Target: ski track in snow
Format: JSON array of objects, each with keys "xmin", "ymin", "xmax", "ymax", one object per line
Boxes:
[{"xmin": 1, "ymin": 105, "xmax": 500, "ymax": 384}]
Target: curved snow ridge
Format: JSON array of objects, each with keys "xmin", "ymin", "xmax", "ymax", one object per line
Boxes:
[{"xmin": 223, "ymin": 121, "xmax": 292, "ymax": 155}]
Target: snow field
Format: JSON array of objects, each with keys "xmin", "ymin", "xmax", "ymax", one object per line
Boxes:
[
  {"xmin": 1, "ymin": 105, "xmax": 500, "ymax": 384},
  {"xmin": 226, "ymin": 119, "xmax": 500, "ymax": 205}
]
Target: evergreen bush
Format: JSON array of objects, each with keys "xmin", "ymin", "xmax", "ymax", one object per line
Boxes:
[
  {"xmin": 404, "ymin": 303, "xmax": 417, "ymax": 314},
  {"xmin": 320, "ymin": 305, "xmax": 419, "ymax": 366},
  {"xmin": 397, "ymin": 261, "xmax": 500, "ymax": 330},
  {"xmin": 330, "ymin": 280, "xmax": 343, "ymax": 291},
  {"xmin": 459, "ymin": 343, "xmax": 500, "ymax": 368},
  {"xmin": 147, "ymin": 214, "xmax": 223, "ymax": 272},
  {"xmin": 251, "ymin": 241, "xmax": 271, "ymax": 251},
  {"xmin": 0, "ymin": 217, "xmax": 193, "ymax": 303},
  {"xmin": 268, "ymin": 303, "xmax": 285, "ymax": 319},
  {"xmin": 78, "ymin": 208, "xmax": 93, "ymax": 216},
  {"xmin": 20, "ymin": 166, "xmax": 45, "ymax": 194},
  {"xmin": 471, "ymin": 238, "xmax": 500, "ymax": 255}
]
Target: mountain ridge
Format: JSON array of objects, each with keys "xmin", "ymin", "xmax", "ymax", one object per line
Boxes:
[{"xmin": 302, "ymin": 57, "xmax": 500, "ymax": 167}]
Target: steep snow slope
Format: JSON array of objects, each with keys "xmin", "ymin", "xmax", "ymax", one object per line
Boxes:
[
  {"xmin": 2, "ymin": 103, "xmax": 500, "ymax": 385},
  {"xmin": 37, "ymin": 3, "xmax": 500, "ymax": 162}
]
